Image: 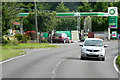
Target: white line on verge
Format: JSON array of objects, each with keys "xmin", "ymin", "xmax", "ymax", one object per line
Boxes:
[
  {"xmin": 0, "ymin": 54, "xmax": 28, "ymax": 64},
  {"xmin": 113, "ymin": 55, "xmax": 120, "ymax": 74},
  {"xmin": 0, "ymin": 48, "xmax": 50, "ymax": 64}
]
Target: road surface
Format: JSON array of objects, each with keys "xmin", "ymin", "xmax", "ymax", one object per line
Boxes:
[{"xmin": 2, "ymin": 41, "xmax": 119, "ymax": 79}]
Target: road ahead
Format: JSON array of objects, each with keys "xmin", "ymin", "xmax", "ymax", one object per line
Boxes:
[{"xmin": 2, "ymin": 41, "xmax": 119, "ymax": 79}]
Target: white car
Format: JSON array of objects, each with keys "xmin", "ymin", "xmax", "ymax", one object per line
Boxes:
[{"xmin": 80, "ymin": 38, "xmax": 108, "ymax": 61}]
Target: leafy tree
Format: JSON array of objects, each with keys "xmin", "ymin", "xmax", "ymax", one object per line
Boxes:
[
  {"xmin": 37, "ymin": 11, "xmax": 57, "ymax": 32},
  {"xmin": 93, "ymin": 2, "xmax": 109, "ymax": 12},
  {"xmin": 56, "ymin": 2, "xmax": 70, "ymax": 12},
  {"xmin": 37, "ymin": 3, "xmax": 51, "ymax": 10},
  {"xmin": 77, "ymin": 2, "xmax": 91, "ymax": 12},
  {"xmin": 15, "ymin": 2, "xmax": 34, "ymax": 12},
  {"xmin": 23, "ymin": 12, "xmax": 36, "ymax": 32},
  {"xmin": 56, "ymin": 17, "xmax": 77, "ymax": 31},
  {"xmin": 2, "ymin": 2, "xmax": 21, "ymax": 35}
]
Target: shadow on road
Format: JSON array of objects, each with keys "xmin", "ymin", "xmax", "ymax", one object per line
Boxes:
[
  {"xmin": 65, "ymin": 57, "xmax": 80, "ymax": 60},
  {"xmin": 65, "ymin": 57, "xmax": 102, "ymax": 62}
]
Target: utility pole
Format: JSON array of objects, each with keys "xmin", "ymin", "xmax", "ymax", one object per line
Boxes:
[{"xmin": 34, "ymin": 0, "xmax": 39, "ymax": 43}]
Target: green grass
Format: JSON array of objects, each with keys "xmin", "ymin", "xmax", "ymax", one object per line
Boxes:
[
  {"xmin": 2, "ymin": 43, "xmax": 58, "ymax": 49},
  {"xmin": 117, "ymin": 54, "xmax": 120, "ymax": 67},
  {"xmin": 1, "ymin": 43, "xmax": 59, "ymax": 61},
  {"xmin": 1, "ymin": 49, "xmax": 26, "ymax": 61}
]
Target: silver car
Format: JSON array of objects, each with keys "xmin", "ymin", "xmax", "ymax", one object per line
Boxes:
[{"xmin": 80, "ymin": 38, "xmax": 108, "ymax": 61}]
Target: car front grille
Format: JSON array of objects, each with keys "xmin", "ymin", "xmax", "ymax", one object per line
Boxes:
[{"xmin": 86, "ymin": 49, "xmax": 99, "ymax": 52}]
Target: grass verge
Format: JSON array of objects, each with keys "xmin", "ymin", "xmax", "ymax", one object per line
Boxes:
[
  {"xmin": 1, "ymin": 43, "xmax": 59, "ymax": 61},
  {"xmin": 1, "ymin": 49, "xmax": 26, "ymax": 61},
  {"xmin": 2, "ymin": 43, "xmax": 58, "ymax": 49},
  {"xmin": 117, "ymin": 54, "xmax": 120, "ymax": 67}
]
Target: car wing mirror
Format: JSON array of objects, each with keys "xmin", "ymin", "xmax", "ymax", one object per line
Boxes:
[
  {"xmin": 79, "ymin": 44, "xmax": 83, "ymax": 47},
  {"xmin": 104, "ymin": 45, "xmax": 108, "ymax": 48}
]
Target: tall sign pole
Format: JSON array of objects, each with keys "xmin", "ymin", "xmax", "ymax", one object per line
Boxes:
[
  {"xmin": 108, "ymin": 7, "xmax": 118, "ymax": 40},
  {"xmin": 34, "ymin": 0, "xmax": 39, "ymax": 43}
]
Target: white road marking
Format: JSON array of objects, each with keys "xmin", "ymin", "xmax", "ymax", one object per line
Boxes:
[
  {"xmin": 0, "ymin": 54, "xmax": 28, "ymax": 64},
  {"xmin": 113, "ymin": 55, "xmax": 120, "ymax": 74},
  {"xmin": 51, "ymin": 54, "xmax": 72, "ymax": 78}
]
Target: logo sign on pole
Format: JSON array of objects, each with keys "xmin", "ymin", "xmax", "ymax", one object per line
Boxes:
[
  {"xmin": 108, "ymin": 7, "xmax": 118, "ymax": 16},
  {"xmin": 112, "ymin": 31, "xmax": 117, "ymax": 38},
  {"xmin": 108, "ymin": 7, "xmax": 118, "ymax": 28}
]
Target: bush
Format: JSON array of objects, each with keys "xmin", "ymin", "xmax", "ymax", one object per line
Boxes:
[
  {"xmin": 24, "ymin": 31, "xmax": 36, "ymax": 40},
  {"xmin": 19, "ymin": 35, "xmax": 31, "ymax": 43},
  {"xmin": 14, "ymin": 33, "xmax": 22, "ymax": 41},
  {"xmin": 23, "ymin": 35, "xmax": 31, "ymax": 40},
  {"xmin": 8, "ymin": 36, "xmax": 18, "ymax": 45},
  {"xmin": 2, "ymin": 35, "xmax": 18, "ymax": 45},
  {"xmin": 41, "ymin": 37, "xmax": 48, "ymax": 43},
  {"xmin": 2, "ymin": 37, "xmax": 9, "ymax": 45}
]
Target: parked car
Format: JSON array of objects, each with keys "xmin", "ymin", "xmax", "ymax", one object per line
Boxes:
[
  {"xmin": 52, "ymin": 33, "xmax": 70, "ymax": 43},
  {"xmin": 79, "ymin": 38, "xmax": 108, "ymax": 61}
]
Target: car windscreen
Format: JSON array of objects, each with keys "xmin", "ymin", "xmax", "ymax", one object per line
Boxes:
[
  {"xmin": 84, "ymin": 40, "xmax": 103, "ymax": 47},
  {"xmin": 53, "ymin": 33, "xmax": 61, "ymax": 37}
]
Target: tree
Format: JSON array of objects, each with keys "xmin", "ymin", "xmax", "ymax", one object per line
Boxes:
[
  {"xmin": 56, "ymin": 2, "xmax": 70, "ymax": 12},
  {"xmin": 77, "ymin": 2, "xmax": 91, "ymax": 12},
  {"xmin": 37, "ymin": 11, "xmax": 57, "ymax": 32},
  {"xmin": 56, "ymin": 17, "xmax": 77, "ymax": 31},
  {"xmin": 93, "ymin": 2, "xmax": 109, "ymax": 12},
  {"xmin": 2, "ymin": 2, "xmax": 21, "ymax": 35},
  {"xmin": 37, "ymin": 3, "xmax": 51, "ymax": 10}
]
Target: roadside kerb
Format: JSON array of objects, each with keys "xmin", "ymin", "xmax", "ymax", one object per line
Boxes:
[{"xmin": 113, "ymin": 55, "xmax": 120, "ymax": 74}]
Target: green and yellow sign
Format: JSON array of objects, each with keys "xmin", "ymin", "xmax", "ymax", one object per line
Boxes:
[{"xmin": 108, "ymin": 7, "xmax": 118, "ymax": 28}]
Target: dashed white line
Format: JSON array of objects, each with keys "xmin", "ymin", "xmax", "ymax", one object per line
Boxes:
[
  {"xmin": 113, "ymin": 55, "xmax": 120, "ymax": 74},
  {"xmin": 51, "ymin": 60, "xmax": 64, "ymax": 78},
  {"xmin": 51, "ymin": 54, "xmax": 72, "ymax": 78}
]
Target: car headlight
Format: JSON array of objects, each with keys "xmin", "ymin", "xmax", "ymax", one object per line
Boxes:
[
  {"xmin": 81, "ymin": 48, "xmax": 86, "ymax": 52},
  {"xmin": 99, "ymin": 48, "xmax": 104, "ymax": 52}
]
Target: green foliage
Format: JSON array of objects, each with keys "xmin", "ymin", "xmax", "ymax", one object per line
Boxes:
[
  {"xmin": 77, "ymin": 2, "xmax": 91, "ymax": 12},
  {"xmin": 37, "ymin": 11, "xmax": 57, "ymax": 32},
  {"xmin": 19, "ymin": 35, "xmax": 31, "ymax": 43},
  {"xmin": 3, "ymin": 35, "xmax": 18, "ymax": 45},
  {"xmin": 2, "ymin": 43, "xmax": 59, "ymax": 49},
  {"xmin": 56, "ymin": 17, "xmax": 77, "ymax": 31},
  {"xmin": 41, "ymin": 39, "xmax": 48, "ymax": 43},
  {"xmin": 23, "ymin": 35, "xmax": 31, "ymax": 40},
  {"xmin": 37, "ymin": 3, "xmax": 51, "ymax": 10},
  {"xmin": 2, "ymin": 2, "xmax": 21, "ymax": 35},
  {"xmin": 14, "ymin": 33, "xmax": 23, "ymax": 41},
  {"xmin": 56, "ymin": 2, "xmax": 70, "ymax": 12},
  {"xmin": 23, "ymin": 13, "xmax": 36, "ymax": 31},
  {"xmin": 117, "ymin": 54, "xmax": 120, "ymax": 67},
  {"xmin": 1, "ymin": 49, "xmax": 25, "ymax": 61},
  {"xmin": 2, "ymin": 37, "xmax": 9, "ymax": 45}
]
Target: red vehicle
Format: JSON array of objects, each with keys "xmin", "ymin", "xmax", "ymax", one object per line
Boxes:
[{"xmin": 52, "ymin": 33, "xmax": 70, "ymax": 43}]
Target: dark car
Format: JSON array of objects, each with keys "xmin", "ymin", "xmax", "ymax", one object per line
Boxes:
[{"xmin": 52, "ymin": 33, "xmax": 70, "ymax": 43}]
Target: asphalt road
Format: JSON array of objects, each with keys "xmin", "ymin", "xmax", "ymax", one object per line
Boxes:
[{"xmin": 2, "ymin": 41, "xmax": 119, "ymax": 78}]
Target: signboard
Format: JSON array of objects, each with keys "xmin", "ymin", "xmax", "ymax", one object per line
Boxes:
[
  {"xmin": 108, "ymin": 16, "xmax": 118, "ymax": 28},
  {"xmin": 108, "ymin": 7, "xmax": 118, "ymax": 16},
  {"xmin": 112, "ymin": 31, "xmax": 117, "ymax": 38},
  {"xmin": 108, "ymin": 7, "xmax": 118, "ymax": 28},
  {"xmin": 18, "ymin": 13, "xmax": 30, "ymax": 17}
]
